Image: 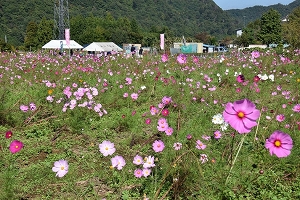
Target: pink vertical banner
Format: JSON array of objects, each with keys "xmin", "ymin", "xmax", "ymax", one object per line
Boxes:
[
  {"xmin": 160, "ymin": 34, "xmax": 164, "ymax": 50},
  {"xmin": 65, "ymin": 29, "xmax": 70, "ymax": 46}
]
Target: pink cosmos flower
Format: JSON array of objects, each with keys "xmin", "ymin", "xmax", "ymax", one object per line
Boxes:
[
  {"xmin": 29, "ymin": 103, "xmax": 36, "ymax": 111},
  {"xmin": 162, "ymin": 96, "xmax": 172, "ymax": 105},
  {"xmin": 157, "ymin": 123, "xmax": 168, "ymax": 132},
  {"xmin": 133, "ymin": 155, "xmax": 144, "ymax": 165},
  {"xmin": 196, "ymin": 140, "xmax": 206, "ymax": 150},
  {"xmin": 223, "ymin": 99, "xmax": 260, "ymax": 134},
  {"xmin": 276, "ymin": 114, "xmax": 285, "ymax": 122},
  {"xmin": 145, "ymin": 118, "xmax": 151, "ymax": 124},
  {"xmin": 131, "ymin": 93, "xmax": 139, "ymax": 100},
  {"xmin": 161, "ymin": 54, "xmax": 168, "ymax": 62},
  {"xmin": 214, "ymin": 130, "xmax": 222, "ymax": 139},
  {"xmin": 134, "ymin": 169, "xmax": 143, "ymax": 178},
  {"xmin": 52, "ymin": 159, "xmax": 69, "ymax": 178},
  {"xmin": 165, "ymin": 127, "xmax": 173, "ymax": 136},
  {"xmin": 152, "ymin": 140, "xmax": 165, "ymax": 152},
  {"xmin": 292, "ymin": 104, "xmax": 300, "ymax": 112},
  {"xmin": 177, "ymin": 54, "xmax": 187, "ymax": 64},
  {"xmin": 150, "ymin": 106, "xmax": 159, "ymax": 115},
  {"xmin": 5, "ymin": 130, "xmax": 13, "ymax": 139},
  {"xmin": 251, "ymin": 51, "xmax": 260, "ymax": 58},
  {"xmin": 99, "ymin": 140, "xmax": 116, "ymax": 157},
  {"xmin": 20, "ymin": 105, "xmax": 29, "ymax": 112},
  {"xmin": 9, "ymin": 140, "xmax": 24, "ymax": 154},
  {"xmin": 111, "ymin": 155, "xmax": 126, "ymax": 170},
  {"xmin": 123, "ymin": 93, "xmax": 128, "ymax": 98},
  {"xmin": 202, "ymin": 135, "xmax": 211, "ymax": 141},
  {"xmin": 265, "ymin": 130, "xmax": 293, "ymax": 158}
]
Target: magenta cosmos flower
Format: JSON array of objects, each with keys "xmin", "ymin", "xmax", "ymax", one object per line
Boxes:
[
  {"xmin": 5, "ymin": 130, "xmax": 13, "ymax": 139},
  {"xmin": 265, "ymin": 130, "xmax": 293, "ymax": 158},
  {"xmin": 99, "ymin": 140, "xmax": 116, "ymax": 156},
  {"xmin": 52, "ymin": 159, "xmax": 69, "ymax": 177},
  {"xmin": 152, "ymin": 140, "xmax": 165, "ymax": 152},
  {"xmin": 9, "ymin": 140, "xmax": 24, "ymax": 154},
  {"xmin": 223, "ymin": 99, "xmax": 260, "ymax": 134},
  {"xmin": 161, "ymin": 54, "xmax": 168, "ymax": 62}
]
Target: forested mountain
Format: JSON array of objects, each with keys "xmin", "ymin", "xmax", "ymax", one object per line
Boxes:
[
  {"xmin": 227, "ymin": 0, "xmax": 300, "ymax": 27},
  {"xmin": 0, "ymin": 0, "xmax": 299, "ymax": 47},
  {"xmin": 0, "ymin": 0, "xmax": 237, "ymax": 46}
]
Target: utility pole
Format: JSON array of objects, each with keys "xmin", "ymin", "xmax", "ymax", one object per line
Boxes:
[{"xmin": 53, "ymin": 0, "xmax": 70, "ymax": 40}]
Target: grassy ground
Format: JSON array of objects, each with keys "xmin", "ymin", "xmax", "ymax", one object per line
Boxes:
[{"xmin": 0, "ymin": 49, "xmax": 299, "ymax": 199}]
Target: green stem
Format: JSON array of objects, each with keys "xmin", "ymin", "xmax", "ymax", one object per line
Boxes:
[{"xmin": 225, "ymin": 134, "xmax": 246, "ymax": 185}]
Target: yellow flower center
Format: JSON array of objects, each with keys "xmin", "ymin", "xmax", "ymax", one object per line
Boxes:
[
  {"xmin": 61, "ymin": 166, "xmax": 64, "ymax": 170},
  {"xmin": 237, "ymin": 112, "xmax": 245, "ymax": 118},
  {"xmin": 274, "ymin": 140, "xmax": 281, "ymax": 147},
  {"xmin": 15, "ymin": 145, "xmax": 19, "ymax": 149},
  {"xmin": 105, "ymin": 147, "xmax": 108, "ymax": 150}
]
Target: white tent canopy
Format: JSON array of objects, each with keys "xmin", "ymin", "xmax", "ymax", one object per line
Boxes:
[
  {"xmin": 42, "ymin": 40, "xmax": 83, "ymax": 49},
  {"xmin": 83, "ymin": 42, "xmax": 123, "ymax": 52}
]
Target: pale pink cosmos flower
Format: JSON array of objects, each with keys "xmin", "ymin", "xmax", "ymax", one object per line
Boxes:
[
  {"xmin": 196, "ymin": 140, "xmax": 206, "ymax": 150},
  {"xmin": 157, "ymin": 123, "xmax": 169, "ymax": 132},
  {"xmin": 111, "ymin": 155, "xmax": 126, "ymax": 170},
  {"xmin": 143, "ymin": 156, "xmax": 155, "ymax": 168},
  {"xmin": 133, "ymin": 155, "xmax": 144, "ymax": 165},
  {"xmin": 202, "ymin": 135, "xmax": 211, "ymax": 141},
  {"xmin": 173, "ymin": 142, "xmax": 182, "ymax": 150},
  {"xmin": 52, "ymin": 159, "xmax": 69, "ymax": 178},
  {"xmin": 99, "ymin": 140, "xmax": 116, "ymax": 157},
  {"xmin": 123, "ymin": 93, "xmax": 128, "ymax": 98},
  {"xmin": 165, "ymin": 127, "xmax": 173, "ymax": 136},
  {"xmin": 142, "ymin": 168, "xmax": 151, "ymax": 177}
]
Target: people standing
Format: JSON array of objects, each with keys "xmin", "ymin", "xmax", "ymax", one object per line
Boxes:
[
  {"xmin": 131, "ymin": 45, "xmax": 136, "ymax": 57},
  {"xmin": 139, "ymin": 47, "xmax": 143, "ymax": 58}
]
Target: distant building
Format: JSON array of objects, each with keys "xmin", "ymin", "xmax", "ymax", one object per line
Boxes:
[{"xmin": 236, "ymin": 29, "xmax": 243, "ymax": 37}]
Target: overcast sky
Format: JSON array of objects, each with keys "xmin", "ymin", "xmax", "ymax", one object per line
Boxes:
[{"xmin": 213, "ymin": 0, "xmax": 295, "ymax": 10}]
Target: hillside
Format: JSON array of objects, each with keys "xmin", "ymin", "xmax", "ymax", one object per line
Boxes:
[
  {"xmin": 0, "ymin": 0, "xmax": 237, "ymax": 46},
  {"xmin": 0, "ymin": 0, "xmax": 299, "ymax": 46},
  {"xmin": 226, "ymin": 0, "xmax": 300, "ymax": 27}
]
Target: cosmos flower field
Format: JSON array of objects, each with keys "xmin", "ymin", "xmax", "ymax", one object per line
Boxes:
[{"xmin": 0, "ymin": 49, "xmax": 299, "ymax": 199}]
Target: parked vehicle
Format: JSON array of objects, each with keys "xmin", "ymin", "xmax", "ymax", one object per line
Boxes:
[{"xmin": 214, "ymin": 46, "xmax": 228, "ymax": 52}]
